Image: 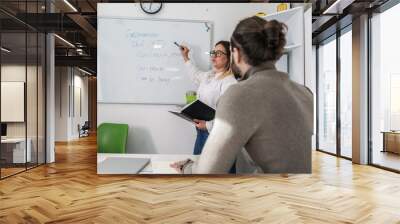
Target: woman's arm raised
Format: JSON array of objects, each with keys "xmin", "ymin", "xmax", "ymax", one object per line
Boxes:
[{"xmin": 179, "ymin": 45, "xmax": 209, "ymax": 85}]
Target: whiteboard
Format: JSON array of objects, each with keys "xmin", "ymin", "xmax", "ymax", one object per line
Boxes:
[
  {"xmin": 1, "ymin": 82, "xmax": 25, "ymax": 122},
  {"xmin": 98, "ymin": 17, "xmax": 213, "ymax": 104}
]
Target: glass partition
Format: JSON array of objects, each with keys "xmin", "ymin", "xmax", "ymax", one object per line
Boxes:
[
  {"xmin": 27, "ymin": 31, "xmax": 38, "ymax": 169},
  {"xmin": 0, "ymin": 1, "xmax": 46, "ymax": 179},
  {"xmin": 38, "ymin": 32, "xmax": 45, "ymax": 165},
  {"xmin": 1, "ymin": 31, "xmax": 28, "ymax": 177}
]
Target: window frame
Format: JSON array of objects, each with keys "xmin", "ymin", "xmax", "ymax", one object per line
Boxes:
[{"xmin": 315, "ymin": 24, "xmax": 353, "ymax": 161}]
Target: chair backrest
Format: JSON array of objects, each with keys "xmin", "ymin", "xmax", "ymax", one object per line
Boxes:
[
  {"xmin": 82, "ymin": 121, "xmax": 90, "ymax": 130},
  {"xmin": 97, "ymin": 123, "xmax": 129, "ymax": 153}
]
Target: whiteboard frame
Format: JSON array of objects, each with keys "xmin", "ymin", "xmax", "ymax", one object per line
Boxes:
[{"xmin": 97, "ymin": 16, "xmax": 214, "ymax": 105}]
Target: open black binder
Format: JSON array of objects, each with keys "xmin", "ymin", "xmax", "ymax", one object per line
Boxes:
[{"xmin": 169, "ymin": 100, "xmax": 215, "ymax": 123}]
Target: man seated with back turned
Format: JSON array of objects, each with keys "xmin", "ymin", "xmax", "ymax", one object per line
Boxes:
[{"xmin": 171, "ymin": 16, "xmax": 313, "ymax": 174}]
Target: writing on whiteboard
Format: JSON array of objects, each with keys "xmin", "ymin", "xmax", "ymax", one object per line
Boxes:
[
  {"xmin": 137, "ymin": 52, "xmax": 181, "ymax": 58},
  {"xmin": 126, "ymin": 30, "xmax": 159, "ymax": 39},
  {"xmin": 98, "ymin": 18, "xmax": 211, "ymax": 104}
]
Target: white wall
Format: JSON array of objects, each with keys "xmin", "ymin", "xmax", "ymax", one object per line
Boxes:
[
  {"xmin": 98, "ymin": 3, "xmax": 280, "ymax": 154},
  {"xmin": 311, "ymin": 46, "xmax": 317, "ymax": 150},
  {"xmin": 98, "ymin": 3, "xmax": 278, "ymax": 42},
  {"xmin": 55, "ymin": 67, "xmax": 89, "ymax": 141},
  {"xmin": 1, "ymin": 65, "xmax": 38, "ymax": 137},
  {"xmin": 304, "ymin": 7, "xmax": 316, "ymax": 150},
  {"xmin": 55, "ymin": 67, "xmax": 69, "ymax": 141},
  {"xmin": 71, "ymin": 73, "xmax": 89, "ymax": 138}
]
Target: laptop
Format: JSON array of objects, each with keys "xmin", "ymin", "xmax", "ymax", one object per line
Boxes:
[{"xmin": 97, "ymin": 157, "xmax": 150, "ymax": 174}]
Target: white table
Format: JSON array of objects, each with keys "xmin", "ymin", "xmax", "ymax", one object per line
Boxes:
[
  {"xmin": 1, "ymin": 138, "xmax": 31, "ymax": 163},
  {"xmin": 97, "ymin": 153, "xmax": 198, "ymax": 174}
]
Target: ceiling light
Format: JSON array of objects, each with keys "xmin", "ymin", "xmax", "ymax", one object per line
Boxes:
[
  {"xmin": 1, "ymin": 47, "xmax": 11, "ymax": 53},
  {"xmin": 323, "ymin": 0, "xmax": 355, "ymax": 14},
  {"xmin": 54, "ymin": 34, "xmax": 75, "ymax": 48},
  {"xmin": 78, "ymin": 67, "xmax": 93, "ymax": 76},
  {"xmin": 63, "ymin": 0, "xmax": 78, "ymax": 12}
]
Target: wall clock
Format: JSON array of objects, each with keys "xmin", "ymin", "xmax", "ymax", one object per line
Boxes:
[{"xmin": 140, "ymin": 1, "xmax": 163, "ymax": 15}]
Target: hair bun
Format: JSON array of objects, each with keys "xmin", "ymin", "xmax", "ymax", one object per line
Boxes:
[
  {"xmin": 266, "ymin": 38, "xmax": 279, "ymax": 48},
  {"xmin": 262, "ymin": 20, "xmax": 287, "ymax": 48},
  {"xmin": 231, "ymin": 16, "xmax": 288, "ymax": 66}
]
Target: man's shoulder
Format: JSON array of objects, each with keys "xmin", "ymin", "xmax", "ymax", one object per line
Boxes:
[
  {"xmin": 219, "ymin": 81, "xmax": 252, "ymax": 106},
  {"xmin": 222, "ymin": 81, "xmax": 245, "ymax": 96}
]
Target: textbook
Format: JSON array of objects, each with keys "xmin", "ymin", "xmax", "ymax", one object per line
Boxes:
[{"xmin": 169, "ymin": 100, "xmax": 215, "ymax": 123}]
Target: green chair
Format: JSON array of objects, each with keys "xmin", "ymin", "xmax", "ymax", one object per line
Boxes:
[{"xmin": 97, "ymin": 123, "xmax": 129, "ymax": 153}]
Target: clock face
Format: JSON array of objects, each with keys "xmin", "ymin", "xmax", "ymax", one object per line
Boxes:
[{"xmin": 140, "ymin": 2, "xmax": 162, "ymax": 15}]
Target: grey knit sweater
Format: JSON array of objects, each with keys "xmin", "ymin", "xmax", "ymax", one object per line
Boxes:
[{"xmin": 186, "ymin": 61, "xmax": 314, "ymax": 174}]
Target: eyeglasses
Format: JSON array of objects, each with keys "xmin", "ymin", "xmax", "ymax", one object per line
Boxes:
[{"xmin": 209, "ymin": 50, "xmax": 227, "ymax": 58}]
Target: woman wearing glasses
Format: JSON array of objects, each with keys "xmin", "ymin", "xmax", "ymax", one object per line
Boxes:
[{"xmin": 179, "ymin": 41, "xmax": 237, "ymax": 157}]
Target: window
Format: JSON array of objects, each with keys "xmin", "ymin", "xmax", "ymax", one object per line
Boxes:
[
  {"xmin": 370, "ymin": 2, "xmax": 400, "ymax": 171},
  {"xmin": 390, "ymin": 74, "xmax": 400, "ymax": 130},
  {"xmin": 340, "ymin": 28, "xmax": 352, "ymax": 158},
  {"xmin": 318, "ymin": 36, "xmax": 337, "ymax": 154}
]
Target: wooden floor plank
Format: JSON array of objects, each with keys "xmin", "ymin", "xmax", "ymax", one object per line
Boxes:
[{"xmin": 0, "ymin": 135, "xmax": 399, "ymax": 223}]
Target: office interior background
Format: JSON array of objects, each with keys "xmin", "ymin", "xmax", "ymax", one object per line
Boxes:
[
  {"xmin": 1, "ymin": 0, "xmax": 399, "ymax": 178},
  {"xmin": 0, "ymin": 0, "xmax": 400, "ymax": 222}
]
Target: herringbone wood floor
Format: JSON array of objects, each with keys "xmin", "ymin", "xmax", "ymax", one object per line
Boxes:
[{"xmin": 1, "ymin": 135, "xmax": 400, "ymax": 224}]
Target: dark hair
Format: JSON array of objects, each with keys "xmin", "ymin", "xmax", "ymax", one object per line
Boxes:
[
  {"xmin": 231, "ymin": 16, "xmax": 287, "ymax": 66},
  {"xmin": 215, "ymin": 40, "xmax": 231, "ymax": 70}
]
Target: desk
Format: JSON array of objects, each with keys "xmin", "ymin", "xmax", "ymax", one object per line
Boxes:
[
  {"xmin": 382, "ymin": 131, "xmax": 400, "ymax": 154},
  {"xmin": 1, "ymin": 138, "xmax": 31, "ymax": 163},
  {"xmin": 97, "ymin": 153, "xmax": 198, "ymax": 174}
]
